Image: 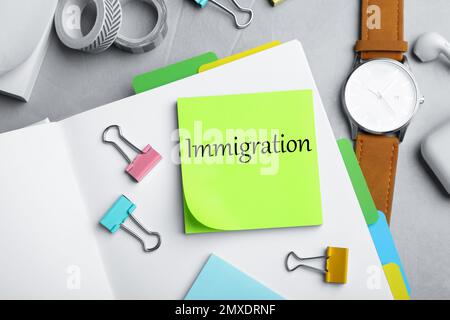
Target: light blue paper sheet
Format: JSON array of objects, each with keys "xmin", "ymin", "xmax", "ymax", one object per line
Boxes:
[{"xmin": 185, "ymin": 254, "xmax": 284, "ymax": 300}]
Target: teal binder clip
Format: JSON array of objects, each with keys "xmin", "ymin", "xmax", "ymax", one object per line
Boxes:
[
  {"xmin": 195, "ymin": 0, "xmax": 209, "ymax": 6},
  {"xmin": 193, "ymin": 0, "xmax": 253, "ymax": 29},
  {"xmin": 100, "ymin": 195, "xmax": 161, "ymax": 252}
]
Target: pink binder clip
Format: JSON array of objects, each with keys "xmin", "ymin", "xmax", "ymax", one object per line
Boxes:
[{"xmin": 102, "ymin": 125, "xmax": 162, "ymax": 182}]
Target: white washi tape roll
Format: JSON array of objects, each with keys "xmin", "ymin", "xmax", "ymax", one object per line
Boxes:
[
  {"xmin": 55, "ymin": 0, "xmax": 122, "ymax": 53},
  {"xmin": 114, "ymin": 0, "xmax": 168, "ymax": 54}
]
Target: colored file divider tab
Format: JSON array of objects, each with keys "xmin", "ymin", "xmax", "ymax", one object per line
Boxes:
[
  {"xmin": 132, "ymin": 52, "xmax": 218, "ymax": 94},
  {"xmin": 337, "ymin": 139, "xmax": 379, "ymax": 225},
  {"xmin": 198, "ymin": 41, "xmax": 281, "ymax": 72},
  {"xmin": 337, "ymin": 138, "xmax": 410, "ymax": 299},
  {"xmin": 132, "ymin": 41, "xmax": 279, "ymax": 94},
  {"xmin": 383, "ymin": 263, "xmax": 410, "ymax": 300},
  {"xmin": 369, "ymin": 211, "xmax": 411, "ymax": 294}
]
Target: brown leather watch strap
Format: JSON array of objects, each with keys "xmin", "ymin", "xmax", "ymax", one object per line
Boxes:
[
  {"xmin": 356, "ymin": 0, "xmax": 408, "ymax": 61},
  {"xmin": 355, "ymin": 133, "xmax": 399, "ymax": 224}
]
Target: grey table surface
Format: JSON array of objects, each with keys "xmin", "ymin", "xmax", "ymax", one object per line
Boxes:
[{"xmin": 1, "ymin": 0, "xmax": 449, "ymax": 299}]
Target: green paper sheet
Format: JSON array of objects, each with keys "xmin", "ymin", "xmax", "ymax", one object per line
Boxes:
[
  {"xmin": 337, "ymin": 139, "xmax": 379, "ymax": 225},
  {"xmin": 132, "ymin": 52, "xmax": 218, "ymax": 94},
  {"xmin": 177, "ymin": 90, "xmax": 322, "ymax": 233}
]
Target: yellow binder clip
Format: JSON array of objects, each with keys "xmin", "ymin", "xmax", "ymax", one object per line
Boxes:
[
  {"xmin": 270, "ymin": 0, "xmax": 286, "ymax": 6},
  {"xmin": 285, "ymin": 247, "xmax": 349, "ymax": 284}
]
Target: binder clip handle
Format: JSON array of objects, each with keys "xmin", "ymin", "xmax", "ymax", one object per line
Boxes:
[
  {"xmin": 120, "ymin": 214, "xmax": 162, "ymax": 252},
  {"xmin": 102, "ymin": 125, "xmax": 143, "ymax": 164},
  {"xmin": 196, "ymin": 0, "xmax": 254, "ymax": 29},
  {"xmin": 285, "ymin": 251, "xmax": 327, "ymax": 274}
]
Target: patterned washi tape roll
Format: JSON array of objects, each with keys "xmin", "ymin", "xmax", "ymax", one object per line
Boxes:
[
  {"xmin": 114, "ymin": 0, "xmax": 168, "ymax": 54},
  {"xmin": 55, "ymin": 0, "xmax": 122, "ymax": 53}
]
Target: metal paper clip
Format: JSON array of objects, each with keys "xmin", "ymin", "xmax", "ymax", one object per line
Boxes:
[
  {"xmin": 100, "ymin": 195, "xmax": 161, "ymax": 252},
  {"xmin": 285, "ymin": 247, "xmax": 349, "ymax": 284},
  {"xmin": 194, "ymin": 0, "xmax": 254, "ymax": 29},
  {"xmin": 102, "ymin": 125, "xmax": 162, "ymax": 182}
]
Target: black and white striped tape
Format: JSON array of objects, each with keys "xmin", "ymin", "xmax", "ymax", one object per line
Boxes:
[
  {"xmin": 114, "ymin": 0, "xmax": 168, "ymax": 53},
  {"xmin": 55, "ymin": 0, "xmax": 122, "ymax": 53}
]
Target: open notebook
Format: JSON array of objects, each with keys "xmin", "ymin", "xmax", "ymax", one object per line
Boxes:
[{"xmin": 0, "ymin": 40, "xmax": 392, "ymax": 299}]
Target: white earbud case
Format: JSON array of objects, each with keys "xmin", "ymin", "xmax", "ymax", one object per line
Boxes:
[{"xmin": 422, "ymin": 121, "xmax": 450, "ymax": 194}]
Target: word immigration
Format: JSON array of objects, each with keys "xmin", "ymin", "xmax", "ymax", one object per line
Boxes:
[{"xmin": 184, "ymin": 133, "xmax": 313, "ymax": 164}]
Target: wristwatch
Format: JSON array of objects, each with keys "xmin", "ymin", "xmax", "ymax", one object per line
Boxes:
[{"xmin": 342, "ymin": 0, "xmax": 424, "ymax": 224}]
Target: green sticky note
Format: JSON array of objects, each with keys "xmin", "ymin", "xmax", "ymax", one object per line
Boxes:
[
  {"xmin": 337, "ymin": 139, "xmax": 379, "ymax": 225},
  {"xmin": 132, "ymin": 52, "xmax": 218, "ymax": 94},
  {"xmin": 177, "ymin": 90, "xmax": 322, "ymax": 233}
]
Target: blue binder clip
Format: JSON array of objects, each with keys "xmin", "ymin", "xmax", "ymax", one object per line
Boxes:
[
  {"xmin": 193, "ymin": 0, "xmax": 253, "ymax": 29},
  {"xmin": 100, "ymin": 195, "xmax": 161, "ymax": 253}
]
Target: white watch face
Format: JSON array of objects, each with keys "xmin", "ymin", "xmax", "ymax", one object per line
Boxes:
[{"xmin": 344, "ymin": 60, "xmax": 418, "ymax": 133}]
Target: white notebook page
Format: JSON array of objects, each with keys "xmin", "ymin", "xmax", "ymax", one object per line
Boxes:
[{"xmin": 0, "ymin": 124, "xmax": 113, "ymax": 299}]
